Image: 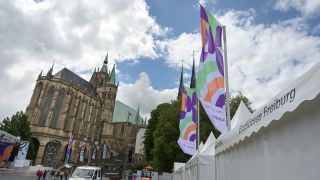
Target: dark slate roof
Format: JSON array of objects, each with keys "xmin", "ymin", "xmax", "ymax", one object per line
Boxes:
[{"xmin": 54, "ymin": 68, "xmax": 96, "ymax": 95}]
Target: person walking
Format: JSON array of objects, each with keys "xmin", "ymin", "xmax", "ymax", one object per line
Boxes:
[{"xmin": 43, "ymin": 169, "xmax": 47, "ymax": 180}]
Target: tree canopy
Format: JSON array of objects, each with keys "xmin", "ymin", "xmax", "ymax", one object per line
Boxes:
[{"xmin": 143, "ymin": 93, "xmax": 253, "ymax": 172}]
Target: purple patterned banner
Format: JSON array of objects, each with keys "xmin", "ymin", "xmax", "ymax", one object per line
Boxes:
[{"xmin": 177, "ymin": 85, "xmax": 197, "ymax": 155}]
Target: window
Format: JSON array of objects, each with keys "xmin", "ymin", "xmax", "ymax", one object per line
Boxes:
[
  {"xmin": 50, "ymin": 89, "xmax": 65, "ymax": 128},
  {"xmin": 39, "ymin": 86, "xmax": 54, "ymax": 126}
]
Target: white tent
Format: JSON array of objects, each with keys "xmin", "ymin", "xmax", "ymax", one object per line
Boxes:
[
  {"xmin": 184, "ymin": 142, "xmax": 203, "ymax": 180},
  {"xmin": 184, "ymin": 133, "xmax": 217, "ymax": 180},
  {"xmin": 173, "ymin": 163, "xmax": 185, "ymax": 180},
  {"xmin": 231, "ymin": 100, "xmax": 252, "ymax": 129},
  {"xmin": 215, "ymin": 61, "xmax": 320, "ymax": 180}
]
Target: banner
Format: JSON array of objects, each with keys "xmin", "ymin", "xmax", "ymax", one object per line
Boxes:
[
  {"xmin": 102, "ymin": 144, "xmax": 108, "ymax": 159},
  {"xmin": 0, "ymin": 142, "xmax": 14, "ymax": 162},
  {"xmin": 17, "ymin": 142, "xmax": 29, "ymax": 161},
  {"xmin": 91, "ymin": 141, "xmax": 98, "ymax": 160},
  {"xmin": 196, "ymin": 4, "xmax": 228, "ymax": 133},
  {"xmin": 79, "ymin": 137, "xmax": 88, "ymax": 162},
  {"xmin": 177, "ymin": 85, "xmax": 197, "ymax": 155},
  {"xmin": 65, "ymin": 135, "xmax": 73, "ymax": 164}
]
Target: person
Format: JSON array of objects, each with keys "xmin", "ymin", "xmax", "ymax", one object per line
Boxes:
[
  {"xmin": 59, "ymin": 170, "xmax": 64, "ymax": 180},
  {"xmin": 50, "ymin": 170, "xmax": 55, "ymax": 180},
  {"xmin": 64, "ymin": 171, "xmax": 68, "ymax": 180},
  {"xmin": 43, "ymin": 169, "xmax": 47, "ymax": 180},
  {"xmin": 36, "ymin": 169, "xmax": 43, "ymax": 180}
]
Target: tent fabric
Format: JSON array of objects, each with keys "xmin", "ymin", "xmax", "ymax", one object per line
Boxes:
[
  {"xmin": 184, "ymin": 134, "xmax": 216, "ymax": 180},
  {"xmin": 231, "ymin": 101, "xmax": 251, "ymax": 129},
  {"xmin": 216, "ymin": 94, "xmax": 320, "ymax": 180},
  {"xmin": 215, "ymin": 61, "xmax": 320, "ymax": 154},
  {"xmin": 173, "ymin": 163, "xmax": 185, "ymax": 180}
]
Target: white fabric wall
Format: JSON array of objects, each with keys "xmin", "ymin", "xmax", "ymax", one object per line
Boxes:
[{"xmin": 216, "ymin": 95, "xmax": 320, "ymax": 180}]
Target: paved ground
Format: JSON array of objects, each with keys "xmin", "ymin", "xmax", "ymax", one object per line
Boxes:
[
  {"xmin": 0, "ymin": 175, "xmax": 37, "ymax": 180},
  {"xmin": 0, "ymin": 175, "xmax": 71, "ymax": 180}
]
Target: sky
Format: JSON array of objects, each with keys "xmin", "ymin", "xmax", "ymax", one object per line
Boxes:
[{"xmin": 0, "ymin": 0, "xmax": 319, "ymax": 121}]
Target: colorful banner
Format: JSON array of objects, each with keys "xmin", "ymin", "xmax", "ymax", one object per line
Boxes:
[
  {"xmin": 91, "ymin": 141, "xmax": 98, "ymax": 160},
  {"xmin": 79, "ymin": 137, "xmax": 88, "ymax": 162},
  {"xmin": 196, "ymin": 4, "xmax": 228, "ymax": 133},
  {"xmin": 0, "ymin": 142, "xmax": 14, "ymax": 162},
  {"xmin": 102, "ymin": 144, "xmax": 108, "ymax": 159},
  {"xmin": 65, "ymin": 135, "xmax": 73, "ymax": 164},
  {"xmin": 17, "ymin": 142, "xmax": 29, "ymax": 160},
  {"xmin": 177, "ymin": 85, "xmax": 197, "ymax": 155}
]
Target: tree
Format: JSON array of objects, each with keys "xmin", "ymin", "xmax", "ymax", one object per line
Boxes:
[
  {"xmin": 144, "ymin": 93, "xmax": 254, "ymax": 172},
  {"xmin": 0, "ymin": 111, "xmax": 35, "ymax": 160},
  {"xmin": 143, "ymin": 103, "xmax": 169, "ymax": 161},
  {"xmin": 152, "ymin": 100, "xmax": 189, "ymax": 172},
  {"xmin": 229, "ymin": 93, "xmax": 254, "ymax": 119}
]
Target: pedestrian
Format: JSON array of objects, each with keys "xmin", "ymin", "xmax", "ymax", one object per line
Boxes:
[
  {"xmin": 50, "ymin": 170, "xmax": 55, "ymax": 180},
  {"xmin": 43, "ymin": 169, "xmax": 47, "ymax": 180},
  {"xmin": 64, "ymin": 171, "xmax": 68, "ymax": 180},
  {"xmin": 59, "ymin": 171, "xmax": 64, "ymax": 180},
  {"xmin": 36, "ymin": 169, "xmax": 43, "ymax": 180}
]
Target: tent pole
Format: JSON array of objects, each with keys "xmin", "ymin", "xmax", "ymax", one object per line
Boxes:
[
  {"xmin": 197, "ymin": 98, "xmax": 200, "ymax": 180},
  {"xmin": 223, "ymin": 26, "xmax": 231, "ymax": 131}
]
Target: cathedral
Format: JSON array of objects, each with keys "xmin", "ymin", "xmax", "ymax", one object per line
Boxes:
[{"xmin": 25, "ymin": 54, "xmax": 146, "ymax": 167}]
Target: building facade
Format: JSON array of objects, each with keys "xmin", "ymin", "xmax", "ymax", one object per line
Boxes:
[{"xmin": 25, "ymin": 55, "xmax": 145, "ymax": 167}]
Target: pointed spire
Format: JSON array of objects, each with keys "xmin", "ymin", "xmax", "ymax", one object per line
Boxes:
[
  {"xmin": 104, "ymin": 53, "xmax": 108, "ymax": 64},
  {"xmin": 38, "ymin": 70, "xmax": 43, "ymax": 80},
  {"xmin": 46, "ymin": 60, "xmax": 54, "ymax": 78},
  {"xmin": 190, "ymin": 50, "xmax": 196, "ymax": 88},
  {"xmin": 178, "ymin": 60, "xmax": 184, "ymax": 97},
  {"xmin": 101, "ymin": 53, "xmax": 108, "ymax": 73},
  {"xmin": 107, "ymin": 64, "xmax": 116, "ymax": 85},
  {"xmin": 135, "ymin": 104, "xmax": 140, "ymax": 125}
]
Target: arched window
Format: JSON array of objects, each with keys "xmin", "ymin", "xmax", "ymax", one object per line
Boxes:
[
  {"xmin": 50, "ymin": 89, "xmax": 65, "ymax": 128},
  {"xmin": 31, "ymin": 83, "xmax": 43, "ymax": 108},
  {"xmin": 64, "ymin": 92, "xmax": 75, "ymax": 131},
  {"xmin": 39, "ymin": 86, "xmax": 54, "ymax": 126}
]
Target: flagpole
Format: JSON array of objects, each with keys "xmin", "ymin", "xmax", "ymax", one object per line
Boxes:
[
  {"xmin": 197, "ymin": 94, "xmax": 200, "ymax": 180},
  {"xmin": 196, "ymin": 51, "xmax": 200, "ymax": 180},
  {"xmin": 223, "ymin": 26, "xmax": 231, "ymax": 131}
]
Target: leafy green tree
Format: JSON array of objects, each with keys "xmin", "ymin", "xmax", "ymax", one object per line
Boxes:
[
  {"xmin": 144, "ymin": 93, "xmax": 254, "ymax": 172},
  {"xmin": 0, "ymin": 111, "xmax": 35, "ymax": 160},
  {"xmin": 229, "ymin": 93, "xmax": 254, "ymax": 119},
  {"xmin": 144, "ymin": 103, "xmax": 169, "ymax": 161},
  {"xmin": 152, "ymin": 100, "xmax": 189, "ymax": 172}
]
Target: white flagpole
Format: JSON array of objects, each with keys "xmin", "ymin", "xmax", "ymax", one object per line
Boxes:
[
  {"xmin": 223, "ymin": 26, "xmax": 231, "ymax": 131},
  {"xmin": 197, "ymin": 97, "xmax": 200, "ymax": 180}
]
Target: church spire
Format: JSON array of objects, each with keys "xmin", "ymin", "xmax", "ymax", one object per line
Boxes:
[
  {"xmin": 101, "ymin": 53, "xmax": 108, "ymax": 73},
  {"xmin": 178, "ymin": 61, "xmax": 184, "ymax": 98},
  {"xmin": 107, "ymin": 64, "xmax": 116, "ymax": 84},
  {"xmin": 38, "ymin": 70, "xmax": 43, "ymax": 80},
  {"xmin": 46, "ymin": 60, "xmax": 54, "ymax": 78},
  {"xmin": 190, "ymin": 51, "xmax": 196, "ymax": 88},
  {"xmin": 135, "ymin": 104, "xmax": 140, "ymax": 125}
]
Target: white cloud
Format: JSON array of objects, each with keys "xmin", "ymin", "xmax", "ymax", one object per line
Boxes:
[
  {"xmin": 274, "ymin": 0, "xmax": 320, "ymax": 16},
  {"xmin": 117, "ymin": 72, "xmax": 177, "ymax": 119},
  {"xmin": 161, "ymin": 9, "xmax": 320, "ymax": 109},
  {"xmin": 0, "ymin": 0, "xmax": 168, "ymax": 120},
  {"xmin": 159, "ymin": 33, "xmax": 201, "ymax": 69}
]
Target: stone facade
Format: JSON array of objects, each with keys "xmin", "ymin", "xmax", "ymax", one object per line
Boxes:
[{"xmin": 25, "ymin": 57, "xmax": 145, "ymax": 167}]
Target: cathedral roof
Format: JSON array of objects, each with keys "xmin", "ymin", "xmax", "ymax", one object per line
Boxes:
[
  {"xmin": 54, "ymin": 68, "xmax": 95, "ymax": 95},
  {"xmin": 112, "ymin": 100, "xmax": 144, "ymax": 125}
]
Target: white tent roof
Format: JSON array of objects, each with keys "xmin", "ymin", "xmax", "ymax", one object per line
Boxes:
[
  {"xmin": 174, "ymin": 162, "xmax": 185, "ymax": 171},
  {"xmin": 215, "ymin": 61, "xmax": 320, "ymax": 154},
  {"xmin": 231, "ymin": 101, "xmax": 252, "ymax": 129},
  {"xmin": 200, "ymin": 132, "xmax": 216, "ymax": 154}
]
